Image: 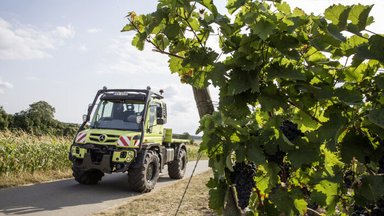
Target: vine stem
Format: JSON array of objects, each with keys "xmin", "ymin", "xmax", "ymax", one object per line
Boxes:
[
  {"xmin": 307, "ymin": 207, "xmax": 322, "ymax": 216},
  {"xmin": 126, "ymin": 17, "xmax": 185, "ymax": 60},
  {"xmin": 152, "ymin": 49, "xmax": 185, "ymax": 59}
]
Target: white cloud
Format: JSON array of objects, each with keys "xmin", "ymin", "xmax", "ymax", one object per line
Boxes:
[
  {"xmin": 87, "ymin": 28, "xmax": 101, "ymax": 33},
  {"xmin": 163, "ymin": 85, "xmax": 180, "ymax": 99},
  {"xmin": 97, "ymin": 35, "xmax": 169, "ymax": 75},
  {"xmin": 0, "ymin": 78, "xmax": 13, "ymax": 94},
  {"xmin": 24, "ymin": 76, "xmax": 40, "ymax": 81},
  {"xmin": 0, "ymin": 18, "xmax": 75, "ymax": 60},
  {"xmin": 79, "ymin": 44, "xmax": 87, "ymax": 52},
  {"xmin": 54, "ymin": 25, "xmax": 75, "ymax": 39}
]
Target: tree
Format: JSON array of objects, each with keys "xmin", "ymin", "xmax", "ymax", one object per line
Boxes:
[
  {"xmin": 123, "ymin": 0, "xmax": 384, "ymax": 214},
  {"xmin": 11, "ymin": 101, "xmax": 58, "ymax": 135},
  {"xmin": 0, "ymin": 106, "xmax": 10, "ymax": 130}
]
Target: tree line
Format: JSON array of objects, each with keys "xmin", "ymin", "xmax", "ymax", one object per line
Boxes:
[{"xmin": 0, "ymin": 101, "xmax": 79, "ymax": 136}]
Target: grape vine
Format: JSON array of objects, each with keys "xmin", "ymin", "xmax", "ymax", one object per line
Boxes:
[{"xmin": 123, "ymin": 0, "xmax": 384, "ymax": 214}]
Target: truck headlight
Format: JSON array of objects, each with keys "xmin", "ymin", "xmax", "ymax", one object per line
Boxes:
[{"xmin": 71, "ymin": 146, "xmax": 86, "ymax": 158}]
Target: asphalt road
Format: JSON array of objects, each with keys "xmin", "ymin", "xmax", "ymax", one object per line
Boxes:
[{"xmin": 0, "ymin": 160, "xmax": 209, "ymax": 216}]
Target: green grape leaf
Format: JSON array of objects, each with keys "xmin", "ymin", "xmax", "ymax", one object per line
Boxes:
[
  {"xmin": 374, "ymin": 75, "xmax": 384, "ymax": 89},
  {"xmin": 226, "ymin": 0, "xmax": 247, "ymax": 14},
  {"xmin": 294, "ymin": 199, "xmax": 307, "ymax": 215},
  {"xmin": 323, "ymin": 147, "xmax": 344, "ymax": 176},
  {"xmin": 288, "ymin": 140, "xmax": 320, "ymax": 168},
  {"xmin": 335, "ymin": 87, "xmax": 363, "ymax": 105},
  {"xmin": 208, "ymin": 181, "xmax": 227, "ymax": 212},
  {"xmin": 252, "ymin": 19, "xmax": 275, "ymax": 41},
  {"xmin": 347, "ymin": 4, "xmax": 374, "ymax": 33},
  {"xmin": 168, "ymin": 56, "xmax": 183, "ymax": 73},
  {"xmin": 163, "ymin": 23, "xmax": 180, "ymax": 39},
  {"xmin": 305, "ymin": 47, "xmax": 328, "ymax": 64},
  {"xmin": 355, "ymin": 175, "xmax": 384, "ymax": 202},
  {"xmin": 275, "ymin": 2, "xmax": 291, "ymax": 14},
  {"xmin": 132, "ymin": 33, "xmax": 145, "ymax": 50},
  {"xmin": 314, "ymin": 180, "xmax": 339, "ymax": 213},
  {"xmin": 368, "ymin": 108, "xmax": 384, "ymax": 129},
  {"xmin": 121, "ymin": 24, "xmax": 135, "ymax": 32},
  {"xmin": 269, "ymin": 187, "xmax": 295, "ymax": 215},
  {"xmin": 356, "ymin": 35, "xmax": 384, "ymax": 63},
  {"xmin": 340, "ymin": 35, "xmax": 368, "ymax": 57},
  {"xmin": 258, "ymin": 85, "xmax": 288, "ymax": 111},
  {"xmin": 324, "ymin": 4, "xmax": 350, "ymax": 29},
  {"xmin": 340, "ymin": 129, "xmax": 373, "ymax": 163},
  {"xmin": 198, "ymin": 0, "xmax": 218, "ymax": 16},
  {"xmin": 267, "ymin": 63, "xmax": 306, "ymax": 81},
  {"xmin": 255, "ymin": 163, "xmax": 279, "ymax": 194},
  {"xmin": 246, "ymin": 142, "xmax": 266, "ymax": 164}
]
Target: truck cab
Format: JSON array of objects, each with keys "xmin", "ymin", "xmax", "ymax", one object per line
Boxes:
[{"xmin": 69, "ymin": 87, "xmax": 188, "ymax": 192}]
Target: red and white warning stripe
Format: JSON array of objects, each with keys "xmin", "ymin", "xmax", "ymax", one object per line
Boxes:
[
  {"xmin": 117, "ymin": 136, "xmax": 131, "ymax": 146},
  {"xmin": 76, "ymin": 132, "xmax": 87, "ymax": 143},
  {"xmin": 117, "ymin": 136, "xmax": 140, "ymax": 147},
  {"xmin": 133, "ymin": 139, "xmax": 140, "ymax": 147}
]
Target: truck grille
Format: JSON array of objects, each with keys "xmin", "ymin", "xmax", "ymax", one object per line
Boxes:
[{"xmin": 89, "ymin": 133, "xmax": 120, "ymax": 144}]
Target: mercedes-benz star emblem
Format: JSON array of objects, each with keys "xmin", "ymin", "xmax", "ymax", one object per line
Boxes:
[{"xmin": 99, "ymin": 134, "xmax": 106, "ymax": 142}]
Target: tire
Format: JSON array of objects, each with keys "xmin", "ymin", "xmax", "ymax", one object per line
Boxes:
[
  {"xmin": 128, "ymin": 150, "xmax": 160, "ymax": 193},
  {"xmin": 72, "ymin": 166, "xmax": 104, "ymax": 185},
  {"xmin": 168, "ymin": 148, "xmax": 187, "ymax": 179}
]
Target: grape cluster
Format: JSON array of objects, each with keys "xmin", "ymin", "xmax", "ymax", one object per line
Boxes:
[
  {"xmin": 278, "ymin": 162, "xmax": 292, "ymax": 183},
  {"xmin": 232, "ymin": 162, "xmax": 257, "ymax": 210},
  {"xmin": 343, "ymin": 170, "xmax": 355, "ymax": 188},
  {"xmin": 378, "ymin": 156, "xmax": 384, "ymax": 174},
  {"xmin": 279, "ymin": 120, "xmax": 304, "ymax": 141}
]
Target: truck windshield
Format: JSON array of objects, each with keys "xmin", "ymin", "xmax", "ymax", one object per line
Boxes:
[{"xmin": 90, "ymin": 100, "xmax": 144, "ymax": 131}]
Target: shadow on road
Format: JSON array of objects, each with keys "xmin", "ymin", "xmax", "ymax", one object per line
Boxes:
[{"xmin": 0, "ymin": 173, "xmax": 176, "ymax": 215}]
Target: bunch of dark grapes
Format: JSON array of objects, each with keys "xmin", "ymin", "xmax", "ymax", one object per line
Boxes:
[
  {"xmin": 378, "ymin": 156, "xmax": 384, "ymax": 174},
  {"xmin": 232, "ymin": 162, "xmax": 257, "ymax": 210},
  {"xmin": 343, "ymin": 170, "xmax": 355, "ymax": 188},
  {"xmin": 278, "ymin": 162, "xmax": 291, "ymax": 183},
  {"xmin": 351, "ymin": 205, "xmax": 369, "ymax": 216},
  {"xmin": 279, "ymin": 120, "xmax": 304, "ymax": 141}
]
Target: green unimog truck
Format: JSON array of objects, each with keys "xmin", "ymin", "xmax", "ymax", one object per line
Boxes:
[{"xmin": 69, "ymin": 87, "xmax": 189, "ymax": 192}]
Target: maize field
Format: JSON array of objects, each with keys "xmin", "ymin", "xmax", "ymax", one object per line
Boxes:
[
  {"xmin": 0, "ymin": 131, "xmax": 205, "ymax": 177},
  {"xmin": 0, "ymin": 131, "xmax": 72, "ymax": 176}
]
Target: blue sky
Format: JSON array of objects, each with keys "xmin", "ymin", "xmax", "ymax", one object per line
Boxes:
[{"xmin": 0, "ymin": 0, "xmax": 383, "ymax": 134}]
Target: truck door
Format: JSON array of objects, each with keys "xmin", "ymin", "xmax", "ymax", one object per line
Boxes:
[{"xmin": 145, "ymin": 102, "xmax": 164, "ymax": 143}]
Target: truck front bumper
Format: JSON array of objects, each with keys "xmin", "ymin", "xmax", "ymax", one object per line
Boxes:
[{"xmin": 70, "ymin": 144, "xmax": 136, "ymax": 173}]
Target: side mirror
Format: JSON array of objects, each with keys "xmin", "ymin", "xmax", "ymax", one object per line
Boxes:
[
  {"xmin": 156, "ymin": 107, "xmax": 163, "ymax": 118},
  {"xmin": 136, "ymin": 116, "xmax": 143, "ymax": 124},
  {"xmin": 82, "ymin": 114, "xmax": 88, "ymax": 122}
]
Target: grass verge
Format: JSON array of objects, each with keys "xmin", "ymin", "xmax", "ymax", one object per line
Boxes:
[
  {"xmin": 95, "ymin": 170, "xmax": 214, "ymax": 216},
  {"xmin": 0, "ymin": 169, "xmax": 73, "ymax": 188}
]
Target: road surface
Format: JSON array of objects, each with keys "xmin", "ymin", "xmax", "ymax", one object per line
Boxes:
[{"xmin": 0, "ymin": 160, "xmax": 209, "ymax": 216}]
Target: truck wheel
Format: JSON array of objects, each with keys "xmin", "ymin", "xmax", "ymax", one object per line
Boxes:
[
  {"xmin": 72, "ymin": 166, "xmax": 104, "ymax": 185},
  {"xmin": 168, "ymin": 148, "xmax": 187, "ymax": 179},
  {"xmin": 128, "ymin": 150, "xmax": 160, "ymax": 193}
]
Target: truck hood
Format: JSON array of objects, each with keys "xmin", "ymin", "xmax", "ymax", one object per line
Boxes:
[{"xmin": 75, "ymin": 129, "xmax": 141, "ymax": 148}]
